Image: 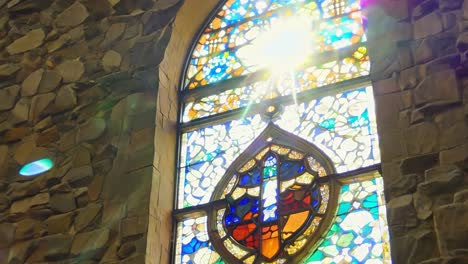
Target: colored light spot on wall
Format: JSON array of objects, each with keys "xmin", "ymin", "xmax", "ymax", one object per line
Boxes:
[{"xmin": 19, "ymin": 158, "xmax": 53, "ymax": 177}]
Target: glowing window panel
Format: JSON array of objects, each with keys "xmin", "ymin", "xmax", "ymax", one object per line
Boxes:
[
  {"xmin": 305, "ymin": 176, "xmax": 392, "ymax": 263},
  {"xmin": 183, "ymin": 46, "xmax": 369, "ymax": 122},
  {"xmin": 192, "ymin": 10, "xmax": 365, "ymax": 60},
  {"xmin": 206, "ymin": 0, "xmax": 361, "ymax": 32},
  {"xmin": 178, "ymin": 87, "xmax": 380, "ymax": 208},
  {"xmin": 186, "ymin": 10, "xmax": 367, "ymax": 89},
  {"xmin": 19, "ymin": 158, "xmax": 54, "ymax": 177},
  {"xmin": 275, "ymin": 86, "xmax": 380, "ymax": 173}
]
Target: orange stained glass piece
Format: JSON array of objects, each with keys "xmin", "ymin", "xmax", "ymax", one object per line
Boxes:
[
  {"xmin": 233, "ymin": 223, "xmax": 256, "ymax": 241},
  {"xmin": 282, "ymin": 211, "xmax": 309, "ymax": 239},
  {"xmin": 262, "ymin": 237, "xmax": 280, "ymax": 259}
]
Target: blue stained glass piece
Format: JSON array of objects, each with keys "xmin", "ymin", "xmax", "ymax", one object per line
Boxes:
[
  {"xmin": 239, "ymin": 168, "xmax": 261, "ymax": 187},
  {"xmin": 182, "ymin": 238, "xmax": 208, "ymax": 254},
  {"xmin": 279, "ymin": 161, "xmax": 305, "ymax": 180},
  {"xmin": 265, "ymin": 154, "xmax": 276, "ymax": 166},
  {"xmin": 320, "ymin": 118, "xmax": 336, "ymax": 130},
  {"xmin": 312, "ymin": 199, "xmax": 319, "ymax": 207},
  {"xmin": 239, "ymin": 197, "xmax": 250, "ymax": 205},
  {"xmin": 225, "ymin": 214, "xmax": 234, "ymax": 225},
  {"xmin": 19, "ymin": 158, "xmax": 54, "ymax": 177},
  {"xmin": 240, "ymin": 175, "xmax": 250, "ymax": 185},
  {"xmin": 252, "ymin": 206, "xmax": 259, "ymax": 213}
]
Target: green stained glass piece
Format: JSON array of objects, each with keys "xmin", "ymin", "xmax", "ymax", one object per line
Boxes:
[
  {"xmin": 308, "ymin": 250, "xmax": 323, "ymax": 261},
  {"xmin": 263, "ymin": 166, "xmax": 277, "ymax": 178},
  {"xmin": 19, "ymin": 158, "xmax": 54, "ymax": 177},
  {"xmin": 337, "ymin": 232, "xmax": 355, "ymax": 247}
]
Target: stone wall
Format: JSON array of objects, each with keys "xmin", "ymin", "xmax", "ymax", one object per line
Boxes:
[
  {"xmin": 367, "ymin": 0, "xmax": 468, "ymax": 263},
  {"xmin": 0, "ymin": 0, "xmax": 182, "ymax": 263},
  {"xmin": 1, "ymin": 0, "xmax": 468, "ymax": 263}
]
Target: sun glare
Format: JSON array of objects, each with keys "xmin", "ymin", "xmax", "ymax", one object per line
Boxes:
[{"xmin": 238, "ymin": 15, "xmax": 313, "ymax": 74}]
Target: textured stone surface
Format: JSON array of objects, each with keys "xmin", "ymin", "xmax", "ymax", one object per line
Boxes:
[
  {"xmin": 0, "ymin": 85, "xmax": 20, "ymax": 111},
  {"xmin": 71, "ymin": 228, "xmax": 110, "ymax": 258},
  {"xmin": 0, "ymin": 0, "xmax": 185, "ymax": 263},
  {"xmin": 21, "ymin": 69, "xmax": 43, "ymax": 97},
  {"xmin": 75, "ymin": 203, "xmax": 102, "ymax": 232},
  {"xmin": 103, "ymin": 50, "xmax": 122, "ymax": 72},
  {"xmin": 56, "ymin": 2, "xmax": 89, "ymax": 28},
  {"xmin": 6, "ymin": 28, "xmax": 45, "ymax": 55},
  {"xmin": 434, "ymin": 203, "xmax": 468, "ymax": 254},
  {"xmin": 0, "ymin": 63, "xmax": 21, "ymax": 77},
  {"xmin": 56, "ymin": 60, "xmax": 85, "ymax": 83},
  {"xmin": 76, "ymin": 118, "xmax": 106, "ymax": 142}
]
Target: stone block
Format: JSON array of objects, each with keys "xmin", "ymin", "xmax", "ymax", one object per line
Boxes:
[
  {"xmin": 440, "ymin": 143, "xmax": 468, "ymax": 168},
  {"xmin": 373, "ymin": 76, "xmax": 400, "ymax": 95},
  {"xmin": 413, "ymin": 192, "xmax": 433, "ymax": 220},
  {"xmin": 15, "ymin": 218, "xmax": 41, "ymax": 241},
  {"xmin": 45, "ymin": 212, "xmax": 74, "ymax": 235},
  {"xmin": 0, "ymin": 85, "xmax": 19, "ymax": 111},
  {"xmin": 408, "ymin": 229, "xmax": 439, "ymax": 264},
  {"xmin": 76, "ymin": 118, "xmax": 107, "ymax": 143},
  {"xmin": 6, "ymin": 28, "xmax": 45, "ymax": 55},
  {"xmin": 63, "ymin": 165, "xmax": 94, "ymax": 187},
  {"xmin": 27, "ymin": 234, "xmax": 73, "ymax": 262},
  {"xmin": 10, "ymin": 192, "xmax": 50, "ymax": 214},
  {"xmin": 57, "ymin": 60, "xmax": 85, "ymax": 83},
  {"xmin": 75, "ymin": 203, "xmax": 102, "ymax": 232},
  {"xmin": 7, "ymin": 179, "xmax": 42, "ymax": 201},
  {"xmin": 120, "ymin": 216, "xmax": 148, "ymax": 238},
  {"xmin": 418, "ymin": 166, "xmax": 463, "ymax": 195},
  {"xmin": 434, "ymin": 203, "xmax": 468, "ymax": 255},
  {"xmin": 414, "ymin": 69, "xmax": 460, "ymax": 107},
  {"xmin": 375, "ymin": 92, "xmax": 402, "ymax": 128},
  {"xmin": 21, "ymin": 69, "xmax": 43, "ymax": 97},
  {"xmin": 387, "ymin": 194, "xmax": 417, "ymax": 229},
  {"xmin": 56, "ymin": 2, "xmax": 89, "ymax": 28},
  {"xmin": 0, "ymin": 223, "xmax": 15, "ymax": 248},
  {"xmin": 71, "ymin": 228, "xmax": 110, "ymax": 259},
  {"xmin": 414, "ymin": 12, "xmax": 443, "ymax": 39},
  {"xmin": 8, "ymin": 240, "xmax": 36, "ymax": 264},
  {"xmin": 30, "ymin": 93, "xmax": 56, "ymax": 121},
  {"xmin": 50, "ymin": 192, "xmax": 76, "ymax": 213},
  {"xmin": 404, "ymin": 122, "xmax": 440, "ymax": 155}
]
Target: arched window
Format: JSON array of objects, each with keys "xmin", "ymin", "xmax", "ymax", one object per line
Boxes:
[{"xmin": 173, "ymin": 0, "xmax": 391, "ymax": 263}]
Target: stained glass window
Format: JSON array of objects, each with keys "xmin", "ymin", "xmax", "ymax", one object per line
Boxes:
[{"xmin": 174, "ymin": 0, "xmax": 391, "ymax": 263}]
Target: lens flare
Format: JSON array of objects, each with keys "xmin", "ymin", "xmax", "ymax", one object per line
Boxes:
[
  {"xmin": 19, "ymin": 158, "xmax": 54, "ymax": 177},
  {"xmin": 237, "ymin": 15, "xmax": 314, "ymax": 74}
]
